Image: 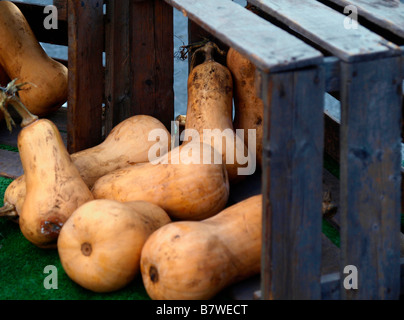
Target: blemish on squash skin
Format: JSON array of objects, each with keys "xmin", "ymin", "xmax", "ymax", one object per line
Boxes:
[
  {"xmin": 149, "ymin": 266, "xmax": 159, "ymax": 283},
  {"xmin": 40, "ymin": 218, "xmax": 63, "ymax": 237}
]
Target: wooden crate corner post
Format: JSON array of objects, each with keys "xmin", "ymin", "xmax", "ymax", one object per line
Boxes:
[
  {"xmin": 260, "ymin": 65, "xmax": 325, "ymax": 300},
  {"xmin": 339, "ymin": 56, "xmax": 403, "ymax": 300}
]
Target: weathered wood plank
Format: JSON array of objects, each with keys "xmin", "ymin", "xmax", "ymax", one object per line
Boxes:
[
  {"xmin": 321, "ymin": 259, "xmax": 404, "ymax": 299},
  {"xmin": 104, "ymin": 0, "xmax": 131, "ymax": 135},
  {"xmin": 248, "ymin": 0, "xmax": 401, "ymax": 62},
  {"xmin": 130, "ymin": 0, "xmax": 174, "ymax": 130},
  {"xmin": 325, "ymin": 57, "xmax": 340, "ymax": 92},
  {"xmin": 67, "ymin": 0, "xmax": 104, "ymax": 153},
  {"xmin": 164, "ymin": 0, "xmax": 323, "ymax": 72},
  {"xmin": 53, "ymin": 0, "xmax": 67, "ymax": 21},
  {"xmin": 339, "ymin": 57, "xmax": 402, "ymax": 300},
  {"xmin": 13, "ymin": 1, "xmax": 68, "ymax": 46},
  {"xmin": 260, "ymin": 66, "xmax": 325, "ymax": 299},
  {"xmin": 324, "ymin": 0, "xmax": 404, "ymax": 38}
]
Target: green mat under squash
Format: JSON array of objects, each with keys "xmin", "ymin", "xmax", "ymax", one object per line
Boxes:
[{"xmin": 0, "ymin": 176, "xmax": 151, "ymax": 300}]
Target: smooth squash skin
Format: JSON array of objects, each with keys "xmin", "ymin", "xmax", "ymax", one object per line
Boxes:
[
  {"xmin": 0, "ymin": 1, "xmax": 68, "ymax": 117},
  {"xmin": 57, "ymin": 199, "xmax": 171, "ymax": 293},
  {"xmin": 92, "ymin": 142, "xmax": 230, "ymax": 221},
  {"xmin": 18, "ymin": 118, "xmax": 93, "ymax": 248},
  {"xmin": 0, "ymin": 115, "xmax": 170, "ymax": 218},
  {"xmin": 140, "ymin": 194, "xmax": 262, "ymax": 300},
  {"xmin": 185, "ymin": 42, "xmax": 251, "ymax": 183},
  {"xmin": 70, "ymin": 114, "xmax": 170, "ymax": 188},
  {"xmin": 226, "ymin": 47, "xmax": 264, "ymax": 168}
]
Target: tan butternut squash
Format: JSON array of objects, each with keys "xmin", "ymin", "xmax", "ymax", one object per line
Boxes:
[
  {"xmin": 57, "ymin": 199, "xmax": 171, "ymax": 293},
  {"xmin": 140, "ymin": 194, "xmax": 262, "ymax": 300},
  {"xmin": 0, "ymin": 1, "xmax": 68, "ymax": 117},
  {"xmin": 0, "ymin": 114, "xmax": 170, "ymax": 218},
  {"xmin": 227, "ymin": 47, "xmax": 264, "ymax": 168},
  {"xmin": 70, "ymin": 114, "xmax": 170, "ymax": 188},
  {"xmin": 185, "ymin": 42, "xmax": 252, "ymax": 183},
  {"xmin": 92, "ymin": 142, "xmax": 229, "ymax": 221},
  {"xmin": 1, "ymin": 88, "xmax": 93, "ymax": 248}
]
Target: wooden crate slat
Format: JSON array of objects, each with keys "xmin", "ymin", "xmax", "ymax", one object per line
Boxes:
[
  {"xmin": 164, "ymin": 0, "xmax": 323, "ymax": 72},
  {"xmin": 339, "ymin": 56, "xmax": 402, "ymax": 299},
  {"xmin": 129, "ymin": 0, "xmax": 174, "ymax": 130},
  {"xmin": 324, "ymin": 56, "xmax": 341, "ymax": 92},
  {"xmin": 324, "ymin": 0, "xmax": 404, "ymax": 39},
  {"xmin": 53, "ymin": 0, "xmax": 67, "ymax": 21},
  {"xmin": 321, "ymin": 260, "xmax": 404, "ymax": 299},
  {"xmin": 248, "ymin": 0, "xmax": 401, "ymax": 62},
  {"xmin": 104, "ymin": 0, "xmax": 131, "ymax": 134},
  {"xmin": 67, "ymin": 0, "xmax": 104, "ymax": 153},
  {"xmin": 260, "ymin": 66, "xmax": 325, "ymax": 299}
]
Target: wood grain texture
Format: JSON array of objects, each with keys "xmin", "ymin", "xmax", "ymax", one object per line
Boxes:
[
  {"xmin": 104, "ymin": 0, "xmax": 131, "ymax": 135},
  {"xmin": 67, "ymin": 0, "xmax": 104, "ymax": 153},
  {"xmin": 164, "ymin": 0, "xmax": 323, "ymax": 72},
  {"xmin": 324, "ymin": 0, "xmax": 404, "ymax": 38},
  {"xmin": 53, "ymin": 0, "xmax": 67, "ymax": 21},
  {"xmin": 339, "ymin": 57, "xmax": 402, "ymax": 299},
  {"xmin": 130, "ymin": 0, "xmax": 174, "ymax": 130},
  {"xmin": 248, "ymin": 0, "xmax": 401, "ymax": 62},
  {"xmin": 260, "ymin": 66, "xmax": 325, "ymax": 299},
  {"xmin": 325, "ymin": 56, "xmax": 340, "ymax": 92}
]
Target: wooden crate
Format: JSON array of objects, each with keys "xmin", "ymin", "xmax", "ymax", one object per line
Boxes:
[{"xmin": 8, "ymin": 0, "xmax": 404, "ymax": 300}]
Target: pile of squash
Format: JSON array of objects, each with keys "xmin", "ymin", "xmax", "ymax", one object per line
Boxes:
[{"xmin": 0, "ymin": 1, "xmax": 264, "ymax": 300}]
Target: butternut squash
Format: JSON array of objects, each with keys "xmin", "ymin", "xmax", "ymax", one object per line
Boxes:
[
  {"xmin": 92, "ymin": 142, "xmax": 230, "ymax": 221},
  {"xmin": 0, "ymin": 114, "xmax": 170, "ymax": 218},
  {"xmin": 0, "ymin": 1, "xmax": 68, "ymax": 117},
  {"xmin": 1, "ymin": 88, "xmax": 93, "ymax": 248},
  {"xmin": 226, "ymin": 47, "xmax": 264, "ymax": 168},
  {"xmin": 70, "ymin": 114, "xmax": 170, "ymax": 188},
  {"xmin": 57, "ymin": 199, "xmax": 171, "ymax": 293},
  {"xmin": 185, "ymin": 42, "xmax": 252, "ymax": 183},
  {"xmin": 140, "ymin": 194, "xmax": 262, "ymax": 300}
]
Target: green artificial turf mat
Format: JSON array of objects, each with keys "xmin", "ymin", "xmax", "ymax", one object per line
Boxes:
[
  {"xmin": 0, "ymin": 176, "xmax": 151, "ymax": 300},
  {"xmin": 0, "ymin": 176, "xmax": 234, "ymax": 300},
  {"xmin": 0, "ymin": 144, "xmax": 18, "ymax": 153}
]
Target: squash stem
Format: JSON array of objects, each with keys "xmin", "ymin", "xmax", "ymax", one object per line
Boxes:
[
  {"xmin": 0, "ymin": 202, "xmax": 18, "ymax": 218},
  {"xmin": 0, "ymin": 79, "xmax": 38, "ymax": 130},
  {"xmin": 8, "ymin": 96, "xmax": 38, "ymax": 127},
  {"xmin": 190, "ymin": 41, "xmax": 226, "ymax": 71}
]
